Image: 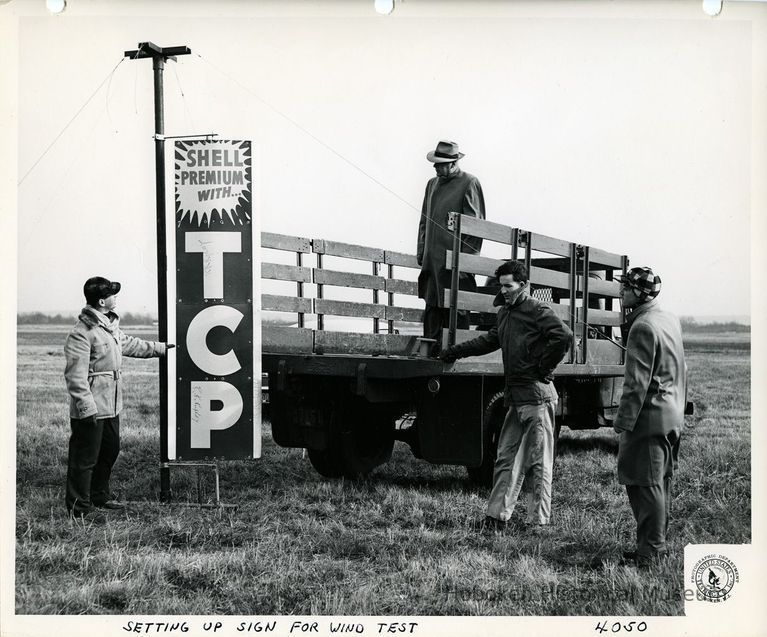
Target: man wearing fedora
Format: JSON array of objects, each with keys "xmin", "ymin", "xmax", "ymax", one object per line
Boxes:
[
  {"xmin": 417, "ymin": 140, "xmax": 485, "ymax": 354},
  {"xmin": 613, "ymin": 267, "xmax": 687, "ymax": 566},
  {"xmin": 64, "ymin": 276, "xmax": 173, "ymax": 521}
]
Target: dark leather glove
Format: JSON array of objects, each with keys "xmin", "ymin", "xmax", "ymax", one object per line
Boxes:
[{"xmin": 440, "ymin": 347, "xmax": 459, "ymax": 363}]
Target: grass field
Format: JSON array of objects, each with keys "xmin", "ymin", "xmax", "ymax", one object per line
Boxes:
[{"xmin": 14, "ymin": 327, "xmax": 750, "ymax": 615}]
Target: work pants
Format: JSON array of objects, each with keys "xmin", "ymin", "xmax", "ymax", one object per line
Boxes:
[
  {"xmin": 486, "ymin": 400, "xmax": 556, "ymax": 524},
  {"xmin": 626, "ymin": 479, "xmax": 673, "ymax": 557},
  {"xmin": 65, "ymin": 415, "xmax": 120, "ymax": 514},
  {"xmin": 423, "ymin": 306, "xmax": 469, "ymax": 353}
]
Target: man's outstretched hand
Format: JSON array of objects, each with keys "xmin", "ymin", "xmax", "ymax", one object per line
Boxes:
[{"xmin": 439, "ymin": 347, "xmax": 459, "ymax": 363}]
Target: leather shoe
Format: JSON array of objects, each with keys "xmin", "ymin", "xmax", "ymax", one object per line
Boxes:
[
  {"xmin": 481, "ymin": 516, "xmax": 507, "ymax": 533},
  {"xmin": 95, "ymin": 500, "xmax": 126, "ymax": 511},
  {"xmin": 70, "ymin": 509, "xmax": 107, "ymax": 524},
  {"xmin": 620, "ymin": 550, "xmax": 663, "ymax": 567}
]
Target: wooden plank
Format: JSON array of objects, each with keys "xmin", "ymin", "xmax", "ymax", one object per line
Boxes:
[
  {"xmin": 585, "ymin": 339, "xmax": 623, "ymax": 365},
  {"xmin": 314, "ymin": 269, "xmax": 385, "ymax": 290},
  {"xmin": 314, "ymin": 331, "xmax": 422, "ymax": 357},
  {"xmin": 384, "ymin": 250, "xmax": 420, "ymax": 268},
  {"xmin": 443, "ymin": 290, "xmax": 498, "ymax": 313},
  {"xmin": 386, "ymin": 305, "xmax": 423, "ymax": 323},
  {"xmin": 549, "ymin": 303, "xmax": 572, "ymax": 322},
  {"xmin": 529, "ymin": 233, "xmax": 572, "ymax": 257},
  {"xmin": 261, "ymin": 232, "xmax": 311, "ymax": 253},
  {"xmin": 385, "ymin": 278, "xmax": 418, "ymax": 296},
  {"xmin": 589, "ymin": 246, "xmax": 624, "ymax": 269},
  {"xmin": 442, "ymin": 289, "xmax": 571, "ymax": 320},
  {"xmin": 531, "ymin": 256, "xmax": 571, "ymax": 272},
  {"xmin": 445, "ymin": 251, "xmax": 502, "ymax": 277},
  {"xmin": 586, "ymin": 277, "xmax": 621, "ymax": 298},
  {"xmin": 530, "ymin": 265, "xmax": 571, "ymax": 290},
  {"xmin": 261, "ymin": 262, "xmax": 312, "ymax": 283},
  {"xmin": 314, "ymin": 298, "xmax": 386, "ymax": 319},
  {"xmin": 579, "ymin": 307, "xmax": 623, "ymax": 326},
  {"xmin": 262, "ymin": 325, "xmax": 313, "ymax": 354},
  {"xmin": 261, "ymin": 294, "xmax": 312, "ymax": 314},
  {"xmin": 313, "ymin": 239, "xmax": 384, "ymax": 262},
  {"xmin": 459, "ymin": 216, "xmax": 514, "ymax": 244}
]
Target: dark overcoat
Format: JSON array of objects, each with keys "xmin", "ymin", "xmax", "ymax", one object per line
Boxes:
[
  {"xmin": 416, "ymin": 169, "xmax": 485, "ymax": 307},
  {"xmin": 615, "ymin": 299, "xmax": 687, "ymax": 485}
]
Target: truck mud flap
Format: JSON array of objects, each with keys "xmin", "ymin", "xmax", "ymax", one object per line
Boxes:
[{"xmin": 415, "ymin": 375, "xmax": 483, "ymax": 466}]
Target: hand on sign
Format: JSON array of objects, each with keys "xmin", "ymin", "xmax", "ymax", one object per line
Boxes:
[{"xmin": 162, "ymin": 343, "xmax": 176, "ymax": 356}]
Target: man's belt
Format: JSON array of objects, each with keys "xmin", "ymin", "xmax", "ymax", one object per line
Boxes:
[{"xmin": 88, "ymin": 370, "xmax": 121, "ymax": 379}]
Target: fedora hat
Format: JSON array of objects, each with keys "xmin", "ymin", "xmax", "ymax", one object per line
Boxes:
[{"xmin": 427, "ymin": 140, "xmax": 465, "ymax": 163}]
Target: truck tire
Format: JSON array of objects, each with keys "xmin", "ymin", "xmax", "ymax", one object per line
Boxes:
[
  {"xmin": 307, "ymin": 403, "xmax": 395, "ymax": 480},
  {"xmin": 339, "ymin": 422, "xmax": 395, "ymax": 480},
  {"xmin": 466, "ymin": 391, "xmax": 505, "ymax": 487},
  {"xmin": 307, "ymin": 446, "xmax": 346, "ymax": 478}
]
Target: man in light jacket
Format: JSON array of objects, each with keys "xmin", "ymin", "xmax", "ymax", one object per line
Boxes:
[
  {"xmin": 613, "ymin": 267, "xmax": 687, "ymax": 566},
  {"xmin": 417, "ymin": 140, "xmax": 485, "ymax": 354},
  {"xmin": 64, "ymin": 276, "xmax": 172, "ymax": 520},
  {"xmin": 440, "ymin": 260, "xmax": 572, "ymax": 530}
]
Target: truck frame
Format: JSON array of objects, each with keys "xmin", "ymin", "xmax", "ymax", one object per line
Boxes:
[{"xmin": 261, "ymin": 214, "xmax": 628, "ymax": 485}]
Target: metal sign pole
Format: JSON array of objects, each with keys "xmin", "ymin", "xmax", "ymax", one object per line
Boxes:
[{"xmin": 125, "ymin": 42, "xmax": 191, "ymax": 504}]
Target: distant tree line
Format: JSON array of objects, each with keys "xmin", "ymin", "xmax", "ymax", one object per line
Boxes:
[
  {"xmin": 680, "ymin": 317, "xmax": 749, "ymax": 334},
  {"xmin": 17, "ymin": 312, "xmax": 157, "ymax": 325}
]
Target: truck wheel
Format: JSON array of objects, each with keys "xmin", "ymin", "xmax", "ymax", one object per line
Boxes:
[
  {"xmin": 466, "ymin": 391, "xmax": 505, "ymax": 488},
  {"xmin": 339, "ymin": 417, "xmax": 395, "ymax": 480},
  {"xmin": 307, "ymin": 447, "xmax": 346, "ymax": 478}
]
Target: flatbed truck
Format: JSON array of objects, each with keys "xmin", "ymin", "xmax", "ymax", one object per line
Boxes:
[{"xmin": 261, "ymin": 214, "xmax": 628, "ymax": 484}]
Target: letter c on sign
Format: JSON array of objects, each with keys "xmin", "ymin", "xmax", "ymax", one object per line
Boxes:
[{"xmin": 186, "ymin": 305, "xmax": 244, "ymax": 376}]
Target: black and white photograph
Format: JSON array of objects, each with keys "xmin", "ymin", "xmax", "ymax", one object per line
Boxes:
[{"xmin": 1, "ymin": 1, "xmax": 765, "ymax": 635}]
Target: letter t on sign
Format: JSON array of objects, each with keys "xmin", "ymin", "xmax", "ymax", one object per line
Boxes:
[{"xmin": 185, "ymin": 232, "xmax": 242, "ymax": 298}]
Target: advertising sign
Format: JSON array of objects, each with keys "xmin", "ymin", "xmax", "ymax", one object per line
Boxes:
[{"xmin": 170, "ymin": 139, "xmax": 260, "ymax": 460}]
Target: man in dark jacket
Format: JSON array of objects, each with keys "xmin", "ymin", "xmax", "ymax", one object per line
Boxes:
[
  {"xmin": 441, "ymin": 260, "xmax": 572, "ymax": 530},
  {"xmin": 613, "ymin": 267, "xmax": 687, "ymax": 566},
  {"xmin": 417, "ymin": 140, "xmax": 485, "ymax": 353},
  {"xmin": 64, "ymin": 276, "xmax": 173, "ymax": 521}
]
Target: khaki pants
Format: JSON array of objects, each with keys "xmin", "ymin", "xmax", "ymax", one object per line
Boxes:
[{"xmin": 486, "ymin": 401, "xmax": 556, "ymax": 524}]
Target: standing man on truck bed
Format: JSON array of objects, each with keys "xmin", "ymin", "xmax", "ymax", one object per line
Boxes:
[
  {"xmin": 417, "ymin": 140, "xmax": 485, "ymax": 355},
  {"xmin": 613, "ymin": 267, "xmax": 687, "ymax": 566},
  {"xmin": 440, "ymin": 260, "xmax": 572, "ymax": 531}
]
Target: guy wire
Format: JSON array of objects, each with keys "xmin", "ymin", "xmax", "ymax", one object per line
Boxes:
[{"xmin": 18, "ymin": 57, "xmax": 126, "ymax": 186}]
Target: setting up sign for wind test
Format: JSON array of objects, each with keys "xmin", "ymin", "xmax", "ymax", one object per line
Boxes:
[{"xmin": 169, "ymin": 139, "xmax": 260, "ymax": 461}]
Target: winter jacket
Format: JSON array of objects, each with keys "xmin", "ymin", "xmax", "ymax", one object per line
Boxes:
[
  {"xmin": 615, "ymin": 299, "xmax": 687, "ymax": 484},
  {"xmin": 450, "ymin": 290, "xmax": 572, "ymax": 405},
  {"xmin": 417, "ymin": 169, "xmax": 485, "ymax": 307},
  {"xmin": 64, "ymin": 306, "xmax": 165, "ymax": 419}
]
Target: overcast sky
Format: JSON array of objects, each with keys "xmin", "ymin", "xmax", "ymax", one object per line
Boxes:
[{"xmin": 9, "ymin": 1, "xmax": 765, "ymax": 319}]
